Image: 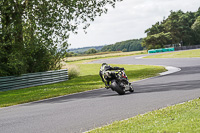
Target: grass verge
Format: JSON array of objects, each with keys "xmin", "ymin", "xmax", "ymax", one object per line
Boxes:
[
  {"xmin": 88, "ymin": 98, "xmax": 200, "ymax": 133},
  {"xmin": 65, "ymin": 50, "xmax": 147, "ymax": 62},
  {"xmin": 145, "ymin": 49, "xmax": 200, "ymax": 58},
  {"xmin": 0, "ymin": 64, "xmax": 165, "ymax": 107}
]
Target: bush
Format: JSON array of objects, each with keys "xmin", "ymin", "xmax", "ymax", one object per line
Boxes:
[
  {"xmin": 85, "ymin": 48, "xmax": 97, "ymax": 54},
  {"xmin": 66, "ymin": 65, "xmax": 80, "ymax": 79}
]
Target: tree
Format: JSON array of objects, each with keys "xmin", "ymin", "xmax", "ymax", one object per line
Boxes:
[
  {"xmin": 142, "ymin": 32, "xmax": 172, "ymax": 50},
  {"xmin": 0, "ymin": 0, "xmax": 122, "ymax": 76},
  {"xmin": 143, "ymin": 8, "xmax": 200, "ymax": 49},
  {"xmin": 192, "ymin": 16, "xmax": 200, "ymax": 32},
  {"xmin": 85, "ymin": 48, "xmax": 97, "ymax": 54},
  {"xmin": 145, "ymin": 22, "xmax": 163, "ymax": 36},
  {"xmin": 163, "ymin": 10, "xmax": 185, "ymax": 44},
  {"xmin": 101, "ymin": 39, "xmax": 143, "ymax": 52},
  {"xmin": 192, "ymin": 16, "xmax": 200, "ymax": 43}
]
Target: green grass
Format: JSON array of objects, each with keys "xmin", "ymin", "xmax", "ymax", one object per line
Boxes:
[
  {"xmin": 88, "ymin": 98, "xmax": 200, "ymax": 133},
  {"xmin": 0, "ymin": 64, "xmax": 166, "ymax": 107},
  {"xmin": 65, "ymin": 50, "xmax": 147, "ymax": 62},
  {"xmin": 145, "ymin": 49, "xmax": 200, "ymax": 58}
]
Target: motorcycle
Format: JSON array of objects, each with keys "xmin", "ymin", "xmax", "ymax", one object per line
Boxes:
[{"xmin": 105, "ymin": 69, "xmax": 134, "ymax": 95}]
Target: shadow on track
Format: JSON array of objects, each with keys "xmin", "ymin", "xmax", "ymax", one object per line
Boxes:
[
  {"xmin": 134, "ymin": 79, "xmax": 200, "ymax": 94},
  {"xmin": 27, "ymin": 79, "xmax": 200, "ymax": 105},
  {"xmin": 26, "ymin": 88, "xmax": 130, "ymax": 105}
]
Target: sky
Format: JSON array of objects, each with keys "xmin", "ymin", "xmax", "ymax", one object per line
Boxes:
[{"xmin": 68, "ymin": 0, "xmax": 200, "ymax": 49}]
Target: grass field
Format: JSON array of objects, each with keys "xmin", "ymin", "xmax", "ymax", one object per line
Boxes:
[
  {"xmin": 0, "ymin": 64, "xmax": 165, "ymax": 107},
  {"xmin": 145, "ymin": 49, "xmax": 200, "ymax": 58},
  {"xmin": 88, "ymin": 98, "xmax": 200, "ymax": 133},
  {"xmin": 65, "ymin": 50, "xmax": 147, "ymax": 62}
]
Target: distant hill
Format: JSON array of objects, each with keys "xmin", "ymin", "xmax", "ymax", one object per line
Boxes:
[
  {"xmin": 101, "ymin": 38, "xmax": 144, "ymax": 52},
  {"xmin": 68, "ymin": 38, "xmax": 144, "ymax": 53},
  {"xmin": 69, "ymin": 45, "xmax": 105, "ymax": 53}
]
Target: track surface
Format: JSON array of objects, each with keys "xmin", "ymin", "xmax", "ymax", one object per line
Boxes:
[{"xmin": 1, "ymin": 53, "xmax": 200, "ymax": 133}]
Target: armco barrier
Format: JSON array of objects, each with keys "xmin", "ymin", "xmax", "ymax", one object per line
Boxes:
[
  {"xmin": 148, "ymin": 45, "xmax": 200, "ymax": 53},
  {"xmin": 0, "ymin": 69, "xmax": 68, "ymax": 91},
  {"xmin": 174, "ymin": 45, "xmax": 200, "ymax": 51}
]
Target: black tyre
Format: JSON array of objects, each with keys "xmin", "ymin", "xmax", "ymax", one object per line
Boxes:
[
  {"xmin": 111, "ymin": 80, "xmax": 125, "ymax": 95},
  {"xmin": 129, "ymin": 85, "xmax": 134, "ymax": 93}
]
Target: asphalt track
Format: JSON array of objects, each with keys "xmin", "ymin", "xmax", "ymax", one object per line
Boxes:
[{"xmin": 1, "ymin": 52, "xmax": 200, "ymax": 133}]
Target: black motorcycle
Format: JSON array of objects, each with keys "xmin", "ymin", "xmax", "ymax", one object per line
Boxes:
[{"xmin": 106, "ymin": 70, "xmax": 134, "ymax": 95}]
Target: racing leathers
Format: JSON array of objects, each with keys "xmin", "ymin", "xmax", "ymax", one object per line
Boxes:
[{"xmin": 99, "ymin": 63, "xmax": 124, "ymax": 88}]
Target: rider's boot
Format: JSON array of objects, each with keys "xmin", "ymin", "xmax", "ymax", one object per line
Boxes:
[{"xmin": 105, "ymin": 83, "xmax": 109, "ymax": 89}]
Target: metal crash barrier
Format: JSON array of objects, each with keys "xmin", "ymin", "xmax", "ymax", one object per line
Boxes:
[{"xmin": 0, "ymin": 69, "xmax": 68, "ymax": 91}]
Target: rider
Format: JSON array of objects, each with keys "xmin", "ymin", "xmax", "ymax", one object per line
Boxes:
[{"xmin": 99, "ymin": 63, "xmax": 124, "ymax": 89}]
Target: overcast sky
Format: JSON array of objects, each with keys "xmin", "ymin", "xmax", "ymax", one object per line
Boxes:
[{"xmin": 68, "ymin": 0, "xmax": 200, "ymax": 49}]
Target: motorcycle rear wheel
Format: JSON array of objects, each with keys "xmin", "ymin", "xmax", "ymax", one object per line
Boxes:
[
  {"xmin": 129, "ymin": 86, "xmax": 134, "ymax": 92},
  {"xmin": 111, "ymin": 80, "xmax": 125, "ymax": 95}
]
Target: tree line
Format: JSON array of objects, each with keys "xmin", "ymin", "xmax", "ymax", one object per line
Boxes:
[
  {"xmin": 0, "ymin": 0, "xmax": 121, "ymax": 76},
  {"xmin": 101, "ymin": 39, "xmax": 144, "ymax": 52},
  {"xmin": 142, "ymin": 7, "xmax": 200, "ymax": 50},
  {"xmin": 65, "ymin": 39, "xmax": 144, "ymax": 57}
]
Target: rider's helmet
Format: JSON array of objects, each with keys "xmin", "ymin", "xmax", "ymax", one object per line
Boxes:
[
  {"xmin": 100, "ymin": 63, "xmax": 109, "ymax": 72},
  {"xmin": 102, "ymin": 63, "xmax": 108, "ymax": 66}
]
